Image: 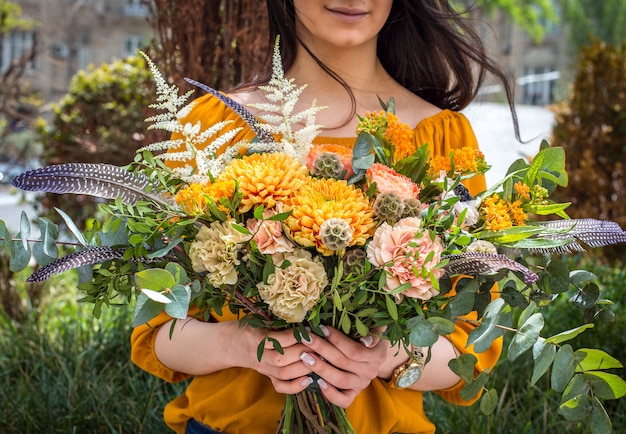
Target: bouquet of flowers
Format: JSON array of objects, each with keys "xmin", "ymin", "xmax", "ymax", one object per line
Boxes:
[{"xmin": 2, "ymin": 40, "xmax": 626, "ymax": 433}]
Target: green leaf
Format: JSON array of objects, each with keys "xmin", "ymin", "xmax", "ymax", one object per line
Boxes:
[
  {"xmin": 552, "ymin": 344, "xmax": 577, "ymax": 393},
  {"xmin": 569, "ymin": 270, "xmax": 597, "ymax": 288},
  {"xmin": 543, "ymin": 258, "xmax": 570, "ymax": 294},
  {"xmin": 531, "ymin": 338, "xmax": 556, "ymax": 386},
  {"xmin": 479, "ymin": 388, "xmax": 498, "ymax": 415},
  {"xmin": 164, "ymin": 284, "xmax": 191, "ymax": 319},
  {"xmin": 19, "ymin": 211, "xmax": 30, "ymax": 252},
  {"xmin": 574, "ymin": 348, "xmax": 624, "ymax": 372},
  {"xmin": 354, "ymin": 317, "xmax": 369, "ymax": 337},
  {"xmin": 147, "ymin": 237, "xmax": 184, "ymax": 258},
  {"xmin": 460, "ymin": 371, "xmax": 490, "ymax": 401},
  {"xmin": 467, "ymin": 298, "xmax": 505, "ymax": 347},
  {"xmin": 0, "ymin": 220, "xmax": 12, "ymax": 256},
  {"xmin": 546, "ymin": 324, "xmax": 594, "ymax": 345},
  {"xmin": 408, "ymin": 316, "xmax": 439, "ymax": 347},
  {"xmin": 135, "ymin": 268, "xmax": 175, "ymax": 291},
  {"xmin": 559, "ymin": 394, "xmax": 592, "ymax": 421},
  {"xmin": 385, "ymin": 295, "xmax": 398, "ymax": 321},
  {"xmin": 133, "ymin": 292, "xmax": 165, "ymax": 326},
  {"xmin": 165, "ymin": 262, "xmax": 190, "ymax": 284},
  {"xmin": 427, "ymin": 316, "xmax": 456, "ymax": 336},
  {"xmin": 448, "ymin": 353, "xmax": 478, "ymax": 384},
  {"xmin": 526, "ymin": 201, "xmax": 571, "ymax": 216},
  {"xmin": 583, "ymin": 372, "xmax": 626, "ymax": 400},
  {"xmin": 54, "ymin": 207, "xmax": 88, "ymax": 246},
  {"xmin": 590, "ymin": 397, "xmax": 613, "ymax": 434},
  {"xmin": 253, "ymin": 205, "xmax": 265, "ymax": 220},
  {"xmin": 569, "ymin": 283, "xmax": 600, "ymax": 309},
  {"xmin": 561, "ymin": 373, "xmax": 590, "ymax": 403},
  {"xmin": 10, "ymin": 239, "xmax": 30, "ymax": 272},
  {"xmin": 508, "ymin": 312, "xmax": 544, "ymax": 361}
]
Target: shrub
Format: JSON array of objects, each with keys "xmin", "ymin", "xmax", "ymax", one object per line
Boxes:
[{"xmin": 550, "ymin": 40, "xmax": 626, "ymax": 259}]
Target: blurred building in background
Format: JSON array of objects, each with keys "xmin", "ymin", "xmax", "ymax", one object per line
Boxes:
[
  {"xmin": 2, "ymin": 0, "xmax": 152, "ymax": 103},
  {"xmin": 4, "ymin": 0, "xmax": 568, "ymax": 107}
]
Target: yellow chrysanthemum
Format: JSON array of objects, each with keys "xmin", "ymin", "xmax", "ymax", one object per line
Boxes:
[
  {"xmin": 218, "ymin": 152, "xmax": 310, "ymax": 213},
  {"xmin": 385, "ymin": 112, "xmax": 416, "ymax": 161},
  {"xmin": 480, "ymin": 194, "xmax": 527, "ymax": 231},
  {"xmin": 453, "ymin": 147, "xmax": 486, "ymax": 173},
  {"xmin": 174, "ymin": 179, "xmax": 236, "ymax": 216},
  {"xmin": 285, "ymin": 178, "xmax": 376, "ymax": 256}
]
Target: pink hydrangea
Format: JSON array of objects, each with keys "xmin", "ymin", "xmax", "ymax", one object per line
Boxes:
[{"xmin": 366, "ymin": 217, "xmax": 444, "ymax": 301}]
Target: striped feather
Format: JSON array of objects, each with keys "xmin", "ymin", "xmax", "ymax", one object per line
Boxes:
[
  {"xmin": 27, "ymin": 246, "xmax": 126, "ymax": 282},
  {"xmin": 442, "ymin": 252, "xmax": 539, "ymax": 284},
  {"xmin": 11, "ymin": 163, "xmax": 166, "ymax": 206},
  {"xmin": 534, "ymin": 219, "xmax": 626, "ymax": 254},
  {"xmin": 184, "ymin": 77, "xmax": 275, "ymax": 144}
]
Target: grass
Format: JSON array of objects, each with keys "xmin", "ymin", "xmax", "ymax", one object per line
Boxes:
[{"xmin": 0, "ymin": 255, "xmax": 624, "ymax": 433}]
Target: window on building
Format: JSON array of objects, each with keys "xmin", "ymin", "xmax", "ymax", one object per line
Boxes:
[
  {"xmin": 521, "ymin": 66, "xmax": 559, "ymax": 105},
  {"xmin": 122, "ymin": 35, "xmax": 145, "ymax": 58},
  {"xmin": 0, "ymin": 30, "xmax": 36, "ymax": 73},
  {"xmin": 124, "ymin": 0, "xmax": 149, "ymax": 17}
]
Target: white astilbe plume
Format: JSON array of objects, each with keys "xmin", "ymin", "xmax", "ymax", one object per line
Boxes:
[
  {"xmin": 247, "ymin": 37, "xmax": 325, "ymax": 161},
  {"xmin": 138, "ymin": 52, "xmax": 245, "ymax": 182}
]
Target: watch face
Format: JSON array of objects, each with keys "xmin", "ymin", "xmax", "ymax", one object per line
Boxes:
[{"xmin": 396, "ymin": 367, "xmax": 422, "ymax": 388}]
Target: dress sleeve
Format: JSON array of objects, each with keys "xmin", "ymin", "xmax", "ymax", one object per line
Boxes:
[
  {"xmin": 415, "ymin": 110, "xmax": 486, "ymax": 197},
  {"xmin": 130, "ymin": 311, "xmax": 191, "ymax": 383}
]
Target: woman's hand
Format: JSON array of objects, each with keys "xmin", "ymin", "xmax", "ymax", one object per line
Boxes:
[
  {"xmin": 236, "ymin": 325, "xmax": 317, "ymax": 394},
  {"xmin": 298, "ymin": 325, "xmax": 389, "ymax": 408}
]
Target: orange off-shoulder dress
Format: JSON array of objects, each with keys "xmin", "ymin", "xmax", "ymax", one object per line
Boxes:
[{"xmin": 131, "ymin": 94, "xmax": 502, "ymax": 434}]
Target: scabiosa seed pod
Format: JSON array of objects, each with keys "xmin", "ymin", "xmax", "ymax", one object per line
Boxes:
[
  {"xmin": 311, "ymin": 152, "xmax": 345, "ymax": 179},
  {"xmin": 319, "ymin": 218, "xmax": 353, "ymax": 251},
  {"xmin": 466, "ymin": 240, "xmax": 498, "ymax": 254},
  {"xmin": 373, "ymin": 191, "xmax": 405, "ymax": 222},
  {"xmin": 402, "ymin": 197, "xmax": 422, "ymax": 218},
  {"xmin": 342, "ymin": 248, "xmax": 368, "ymax": 277}
]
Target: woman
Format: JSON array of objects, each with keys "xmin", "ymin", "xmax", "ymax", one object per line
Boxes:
[{"xmin": 131, "ymin": 1, "xmax": 512, "ymax": 432}]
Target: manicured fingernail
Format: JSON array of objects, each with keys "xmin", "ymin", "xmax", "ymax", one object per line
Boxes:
[
  {"xmin": 319, "ymin": 324, "xmax": 330, "ymax": 337},
  {"xmin": 301, "ymin": 333, "xmax": 313, "ymax": 344},
  {"xmin": 360, "ymin": 335, "xmax": 374, "ymax": 347},
  {"xmin": 300, "ymin": 352, "xmax": 316, "ymax": 366},
  {"xmin": 301, "ymin": 376, "xmax": 314, "ymax": 387},
  {"xmin": 317, "ymin": 378, "xmax": 328, "ymax": 390}
]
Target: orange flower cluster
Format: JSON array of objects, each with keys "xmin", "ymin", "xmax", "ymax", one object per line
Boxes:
[
  {"xmin": 428, "ymin": 147, "xmax": 487, "ymax": 176},
  {"xmin": 480, "ymin": 194, "xmax": 527, "ymax": 231},
  {"xmin": 514, "ymin": 181, "xmax": 531, "ymax": 201},
  {"xmin": 385, "ymin": 113, "xmax": 416, "ymax": 161},
  {"xmin": 174, "ymin": 179, "xmax": 236, "ymax": 216}
]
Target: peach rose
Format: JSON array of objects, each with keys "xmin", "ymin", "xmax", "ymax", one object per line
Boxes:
[
  {"xmin": 366, "ymin": 217, "xmax": 444, "ymax": 301},
  {"xmin": 306, "ymin": 143, "xmax": 354, "ymax": 179},
  {"xmin": 366, "ymin": 163, "xmax": 419, "ymax": 201}
]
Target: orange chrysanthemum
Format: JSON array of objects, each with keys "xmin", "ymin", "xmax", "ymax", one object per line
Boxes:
[
  {"xmin": 428, "ymin": 155, "xmax": 452, "ymax": 176},
  {"xmin": 174, "ymin": 179, "xmax": 236, "ymax": 216},
  {"xmin": 385, "ymin": 112, "xmax": 416, "ymax": 161},
  {"xmin": 218, "ymin": 153, "xmax": 310, "ymax": 213},
  {"xmin": 480, "ymin": 194, "xmax": 527, "ymax": 231},
  {"xmin": 284, "ymin": 178, "xmax": 376, "ymax": 256},
  {"xmin": 428, "ymin": 147, "xmax": 487, "ymax": 177}
]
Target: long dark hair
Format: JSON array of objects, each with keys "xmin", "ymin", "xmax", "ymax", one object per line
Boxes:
[{"xmin": 243, "ymin": 0, "xmax": 519, "ymax": 136}]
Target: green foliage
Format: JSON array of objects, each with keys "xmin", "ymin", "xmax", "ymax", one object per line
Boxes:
[
  {"xmin": 551, "ymin": 40, "xmax": 626, "ymax": 259},
  {"xmin": 0, "ymin": 0, "xmax": 37, "ymax": 32},
  {"xmin": 562, "ymin": 0, "xmax": 626, "ymax": 51},
  {"xmin": 0, "ymin": 273, "xmax": 186, "ymax": 433}
]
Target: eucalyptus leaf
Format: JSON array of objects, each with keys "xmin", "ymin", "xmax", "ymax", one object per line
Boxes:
[
  {"xmin": 408, "ymin": 316, "xmax": 439, "ymax": 347},
  {"xmin": 19, "ymin": 211, "xmax": 30, "ymax": 251},
  {"xmin": 164, "ymin": 284, "xmax": 191, "ymax": 319},
  {"xmin": 531, "ymin": 338, "xmax": 556, "ymax": 386},
  {"xmin": 448, "ymin": 353, "xmax": 478, "ymax": 384},
  {"xmin": 583, "ymin": 372, "xmax": 626, "ymax": 400},
  {"xmin": 552, "ymin": 344, "xmax": 577, "ymax": 393},
  {"xmin": 467, "ymin": 298, "xmax": 505, "ymax": 347},
  {"xmin": 0, "ymin": 220, "xmax": 12, "ymax": 255},
  {"xmin": 140, "ymin": 288, "xmax": 172, "ymax": 304},
  {"xmin": 569, "ymin": 283, "xmax": 600, "ymax": 309},
  {"xmin": 508, "ymin": 312, "xmax": 544, "ymax": 361},
  {"xmin": 135, "ymin": 268, "xmax": 176, "ymax": 291},
  {"xmin": 460, "ymin": 371, "xmax": 490, "ymax": 401},
  {"xmin": 559, "ymin": 394, "xmax": 592, "ymax": 422},
  {"xmin": 54, "ymin": 206, "xmax": 88, "ymax": 246},
  {"xmin": 10, "ymin": 239, "xmax": 31, "ymax": 272},
  {"xmin": 546, "ymin": 324, "xmax": 594, "ymax": 345},
  {"xmin": 38, "ymin": 217, "xmax": 60, "ymax": 258},
  {"xmin": 133, "ymin": 292, "xmax": 165, "ymax": 326},
  {"xmin": 590, "ymin": 397, "xmax": 613, "ymax": 434},
  {"xmin": 479, "ymin": 388, "xmax": 498, "ymax": 415},
  {"xmin": 561, "ymin": 373, "xmax": 590, "ymax": 403}
]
